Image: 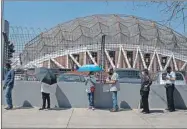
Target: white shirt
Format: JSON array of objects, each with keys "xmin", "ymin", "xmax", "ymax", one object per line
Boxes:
[
  {"xmin": 166, "ymin": 71, "xmax": 176, "ymax": 84},
  {"xmin": 109, "ymin": 72, "xmax": 120, "ymax": 92},
  {"xmin": 41, "ymin": 82, "xmax": 51, "ymax": 94}
]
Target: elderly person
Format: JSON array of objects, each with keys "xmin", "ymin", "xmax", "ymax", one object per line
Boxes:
[
  {"xmin": 140, "ymin": 69, "xmax": 152, "ymax": 114},
  {"xmin": 165, "ymin": 66, "xmax": 176, "ymax": 112},
  {"xmin": 85, "ymin": 71, "xmax": 97, "ymax": 110},
  {"xmin": 3, "ymin": 63, "xmax": 15, "ymax": 110},
  {"xmin": 105, "ymin": 68, "xmax": 120, "ymax": 112}
]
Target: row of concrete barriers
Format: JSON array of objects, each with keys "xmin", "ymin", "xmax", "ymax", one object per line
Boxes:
[{"xmin": 2, "ymin": 81, "xmax": 187, "ymax": 109}]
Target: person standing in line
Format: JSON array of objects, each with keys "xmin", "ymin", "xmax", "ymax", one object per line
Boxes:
[
  {"xmin": 85, "ymin": 71, "xmax": 97, "ymax": 110},
  {"xmin": 105, "ymin": 68, "xmax": 120, "ymax": 112},
  {"xmin": 3, "ymin": 63, "xmax": 15, "ymax": 110},
  {"xmin": 39, "ymin": 82, "xmax": 51, "ymax": 110},
  {"xmin": 165, "ymin": 66, "xmax": 176, "ymax": 112},
  {"xmin": 140, "ymin": 69, "xmax": 152, "ymax": 114}
]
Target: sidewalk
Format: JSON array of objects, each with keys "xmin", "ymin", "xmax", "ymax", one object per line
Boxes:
[{"xmin": 2, "ymin": 106, "xmax": 187, "ymax": 128}]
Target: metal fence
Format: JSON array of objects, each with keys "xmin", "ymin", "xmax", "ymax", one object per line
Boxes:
[{"xmin": 5, "ymin": 15, "xmax": 187, "ymax": 81}]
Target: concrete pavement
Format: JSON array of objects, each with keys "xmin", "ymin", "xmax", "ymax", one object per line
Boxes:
[{"xmin": 2, "ymin": 106, "xmax": 187, "ymax": 128}]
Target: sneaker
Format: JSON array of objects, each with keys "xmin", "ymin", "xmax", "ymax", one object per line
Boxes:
[
  {"xmin": 110, "ymin": 108, "xmax": 118, "ymax": 112},
  {"xmin": 169, "ymin": 109, "xmax": 176, "ymax": 112},
  {"xmin": 143, "ymin": 111, "xmax": 150, "ymax": 114},
  {"xmin": 5, "ymin": 107, "xmax": 13, "ymax": 110},
  {"xmin": 87, "ymin": 106, "xmax": 92, "ymax": 110},
  {"xmin": 92, "ymin": 107, "xmax": 95, "ymax": 110},
  {"xmin": 39, "ymin": 108, "xmax": 45, "ymax": 110},
  {"xmin": 143, "ymin": 112, "xmax": 150, "ymax": 114}
]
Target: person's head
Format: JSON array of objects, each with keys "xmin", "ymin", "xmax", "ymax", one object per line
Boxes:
[
  {"xmin": 108, "ymin": 68, "xmax": 114, "ymax": 76},
  {"xmin": 166, "ymin": 66, "xmax": 172, "ymax": 73},
  {"xmin": 142, "ymin": 69, "xmax": 149, "ymax": 76},
  {"xmin": 89, "ymin": 71, "xmax": 94, "ymax": 76},
  {"xmin": 5, "ymin": 63, "xmax": 11, "ymax": 70}
]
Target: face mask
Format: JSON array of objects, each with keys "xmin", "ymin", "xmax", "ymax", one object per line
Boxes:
[{"xmin": 109, "ymin": 72, "xmax": 113, "ymax": 75}]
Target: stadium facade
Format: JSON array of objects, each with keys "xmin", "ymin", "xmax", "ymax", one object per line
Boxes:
[{"xmin": 15, "ymin": 14, "xmax": 187, "ymax": 73}]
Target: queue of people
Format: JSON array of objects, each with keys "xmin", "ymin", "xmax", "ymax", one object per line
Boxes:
[{"xmin": 3, "ymin": 62, "xmax": 177, "ymax": 114}]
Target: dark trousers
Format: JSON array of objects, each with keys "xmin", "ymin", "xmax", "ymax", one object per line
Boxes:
[
  {"xmin": 141, "ymin": 91, "xmax": 150, "ymax": 112},
  {"xmin": 42, "ymin": 92, "xmax": 50, "ymax": 108},
  {"xmin": 166, "ymin": 84, "xmax": 175, "ymax": 111},
  {"xmin": 87, "ymin": 92, "xmax": 94, "ymax": 107}
]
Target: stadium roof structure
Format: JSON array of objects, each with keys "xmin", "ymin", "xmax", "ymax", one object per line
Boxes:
[{"xmin": 20, "ymin": 14, "xmax": 187, "ymax": 68}]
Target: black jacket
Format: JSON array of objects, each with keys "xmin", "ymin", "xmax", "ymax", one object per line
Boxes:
[{"xmin": 140, "ymin": 75, "xmax": 152, "ymax": 92}]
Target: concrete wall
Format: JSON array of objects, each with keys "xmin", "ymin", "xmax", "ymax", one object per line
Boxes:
[{"xmin": 2, "ymin": 81, "xmax": 187, "ymax": 109}]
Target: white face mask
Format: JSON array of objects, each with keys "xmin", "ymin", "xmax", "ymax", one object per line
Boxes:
[{"xmin": 142, "ymin": 72, "xmax": 145, "ymax": 75}]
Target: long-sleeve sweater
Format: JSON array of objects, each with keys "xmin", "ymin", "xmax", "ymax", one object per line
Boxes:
[
  {"xmin": 85, "ymin": 75, "xmax": 96, "ymax": 93},
  {"xmin": 4, "ymin": 69, "xmax": 15, "ymax": 88}
]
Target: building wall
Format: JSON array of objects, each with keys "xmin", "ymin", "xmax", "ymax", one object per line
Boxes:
[{"xmin": 41, "ymin": 49, "xmax": 187, "ymax": 73}]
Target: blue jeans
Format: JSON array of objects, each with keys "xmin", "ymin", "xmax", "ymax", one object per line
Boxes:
[
  {"xmin": 5, "ymin": 86, "xmax": 13, "ymax": 108},
  {"xmin": 112, "ymin": 91, "xmax": 118, "ymax": 110},
  {"xmin": 87, "ymin": 92, "xmax": 94, "ymax": 107}
]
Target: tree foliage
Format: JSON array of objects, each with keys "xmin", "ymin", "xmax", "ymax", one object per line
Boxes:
[{"xmin": 133, "ymin": 1, "xmax": 187, "ymax": 33}]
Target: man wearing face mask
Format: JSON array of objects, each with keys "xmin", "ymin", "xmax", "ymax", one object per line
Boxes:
[
  {"xmin": 140, "ymin": 69, "xmax": 152, "ymax": 114},
  {"xmin": 105, "ymin": 68, "xmax": 120, "ymax": 112},
  {"xmin": 165, "ymin": 66, "xmax": 176, "ymax": 112},
  {"xmin": 3, "ymin": 63, "xmax": 15, "ymax": 110}
]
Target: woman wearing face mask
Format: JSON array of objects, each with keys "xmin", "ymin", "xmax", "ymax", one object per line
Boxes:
[
  {"xmin": 85, "ymin": 72, "xmax": 97, "ymax": 110},
  {"xmin": 105, "ymin": 68, "xmax": 120, "ymax": 112},
  {"xmin": 140, "ymin": 69, "xmax": 152, "ymax": 114}
]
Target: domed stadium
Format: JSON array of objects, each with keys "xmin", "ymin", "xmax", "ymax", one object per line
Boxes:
[{"xmin": 19, "ymin": 14, "xmax": 187, "ymax": 73}]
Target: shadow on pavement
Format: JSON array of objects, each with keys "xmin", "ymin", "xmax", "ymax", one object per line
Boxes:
[
  {"xmin": 11, "ymin": 100, "xmax": 34, "ymax": 110},
  {"xmin": 48, "ymin": 107, "xmax": 71, "ymax": 111},
  {"xmin": 150, "ymin": 109, "xmax": 164, "ymax": 113}
]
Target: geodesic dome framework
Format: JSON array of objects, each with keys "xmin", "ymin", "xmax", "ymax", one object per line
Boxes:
[{"xmin": 16, "ymin": 14, "xmax": 187, "ymax": 71}]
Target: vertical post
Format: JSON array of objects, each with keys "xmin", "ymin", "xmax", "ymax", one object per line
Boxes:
[
  {"xmin": 99, "ymin": 35, "xmax": 106, "ymax": 83},
  {"xmin": 1, "ymin": 0, "xmax": 5, "ymax": 80}
]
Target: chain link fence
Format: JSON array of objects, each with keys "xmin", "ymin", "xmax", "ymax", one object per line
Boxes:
[{"xmin": 6, "ymin": 15, "xmax": 187, "ymax": 82}]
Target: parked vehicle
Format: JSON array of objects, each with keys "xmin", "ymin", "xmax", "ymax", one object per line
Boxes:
[
  {"xmin": 58, "ymin": 73, "xmax": 86, "ymax": 82},
  {"xmin": 14, "ymin": 74, "xmax": 25, "ymax": 81},
  {"xmin": 115, "ymin": 68, "xmax": 141, "ymax": 84},
  {"xmin": 153, "ymin": 71, "xmax": 186, "ymax": 85},
  {"xmin": 180, "ymin": 71, "xmax": 187, "ymax": 83}
]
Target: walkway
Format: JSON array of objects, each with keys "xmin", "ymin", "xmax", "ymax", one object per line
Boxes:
[{"xmin": 2, "ymin": 106, "xmax": 187, "ymax": 128}]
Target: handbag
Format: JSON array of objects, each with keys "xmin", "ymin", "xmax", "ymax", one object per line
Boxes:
[
  {"xmin": 142, "ymin": 85, "xmax": 149, "ymax": 91},
  {"xmin": 90, "ymin": 86, "xmax": 95, "ymax": 92},
  {"xmin": 90, "ymin": 78, "xmax": 96, "ymax": 92}
]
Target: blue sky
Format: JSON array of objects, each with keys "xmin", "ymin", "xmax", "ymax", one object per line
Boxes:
[{"xmin": 4, "ymin": 1, "xmax": 186, "ymax": 35}]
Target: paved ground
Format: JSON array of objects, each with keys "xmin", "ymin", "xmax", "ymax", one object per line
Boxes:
[{"xmin": 2, "ymin": 106, "xmax": 187, "ymax": 128}]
